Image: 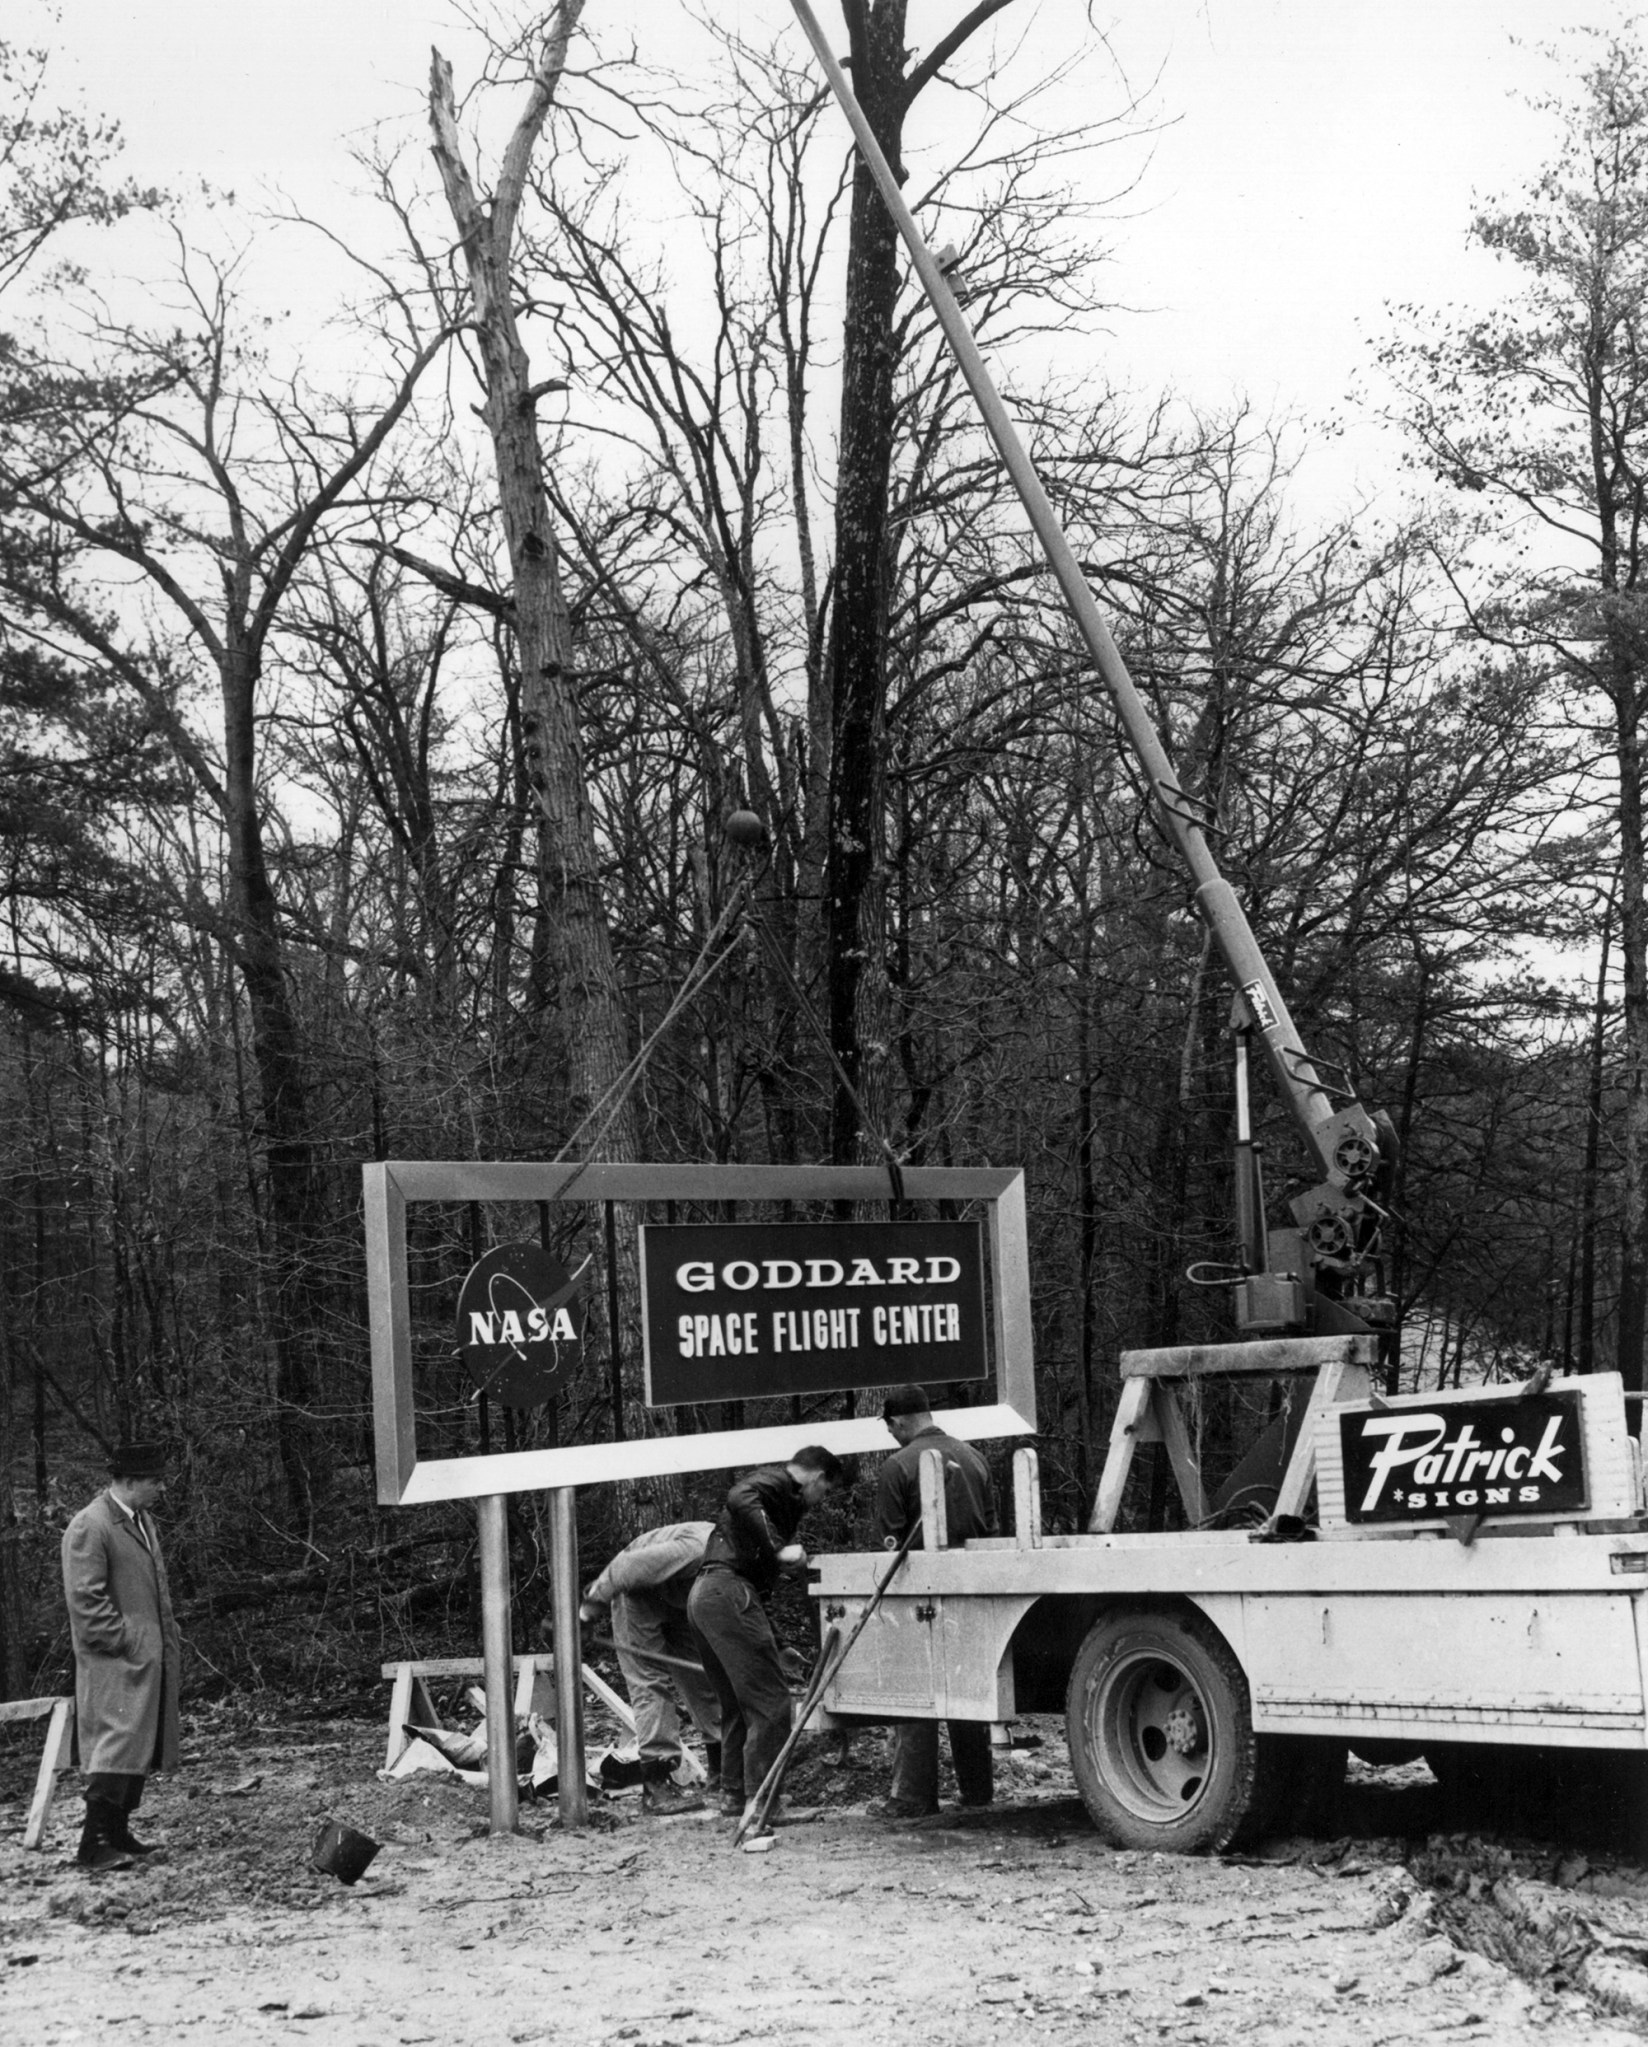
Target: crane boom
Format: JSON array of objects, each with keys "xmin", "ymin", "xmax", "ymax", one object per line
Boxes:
[{"xmin": 789, "ymin": 0, "xmax": 1393, "ymax": 1335}]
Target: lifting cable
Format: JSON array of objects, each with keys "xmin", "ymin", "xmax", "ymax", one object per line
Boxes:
[
  {"xmin": 542, "ymin": 878, "xmax": 756, "ymax": 1202},
  {"xmin": 541, "ymin": 857, "xmax": 909, "ymax": 1212}
]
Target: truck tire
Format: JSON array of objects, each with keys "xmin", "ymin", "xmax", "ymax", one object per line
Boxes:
[{"xmin": 1065, "ymin": 1607, "xmax": 1267, "ymax": 1853}]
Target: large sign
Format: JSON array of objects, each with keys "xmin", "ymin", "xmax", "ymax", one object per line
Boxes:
[
  {"xmin": 640, "ymin": 1220, "xmax": 989, "ymax": 1404},
  {"xmin": 455, "ymin": 1242, "xmax": 586, "ymax": 1409},
  {"xmin": 1337, "ymin": 1389, "xmax": 1589, "ymax": 1524},
  {"xmin": 366, "ymin": 1162, "xmax": 1032, "ymax": 1504}
]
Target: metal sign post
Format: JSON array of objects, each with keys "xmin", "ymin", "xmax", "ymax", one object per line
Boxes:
[
  {"xmin": 476, "ymin": 1494, "xmax": 519, "ymax": 1836},
  {"xmin": 549, "ymin": 1488, "xmax": 588, "ymax": 1827}
]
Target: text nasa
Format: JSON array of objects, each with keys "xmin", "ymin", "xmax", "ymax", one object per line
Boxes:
[
  {"xmin": 465, "ymin": 1303, "xmax": 579, "ymax": 1347},
  {"xmin": 672, "ymin": 1254, "xmax": 964, "ymax": 1359},
  {"xmin": 1356, "ymin": 1411, "xmax": 1570, "ymax": 1515}
]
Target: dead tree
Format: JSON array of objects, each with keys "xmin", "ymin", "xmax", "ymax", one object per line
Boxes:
[{"xmin": 427, "ymin": 6, "xmax": 637, "ymax": 1164}]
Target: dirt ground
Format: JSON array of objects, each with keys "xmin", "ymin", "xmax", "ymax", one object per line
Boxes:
[{"xmin": 4, "ymin": 1698, "xmax": 1648, "ymax": 2047}]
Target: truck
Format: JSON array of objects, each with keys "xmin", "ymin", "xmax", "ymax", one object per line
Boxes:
[{"xmin": 786, "ymin": 0, "xmax": 1648, "ymax": 1852}]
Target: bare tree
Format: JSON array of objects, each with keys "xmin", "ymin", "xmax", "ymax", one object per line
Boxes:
[{"xmin": 427, "ymin": 4, "xmax": 639, "ymax": 1167}]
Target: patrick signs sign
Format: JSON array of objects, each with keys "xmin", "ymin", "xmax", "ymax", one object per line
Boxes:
[{"xmin": 1338, "ymin": 1389, "xmax": 1589, "ymax": 1524}]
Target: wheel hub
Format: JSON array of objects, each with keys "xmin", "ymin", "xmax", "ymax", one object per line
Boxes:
[{"xmin": 1163, "ymin": 1703, "xmax": 1203, "ymax": 1755}]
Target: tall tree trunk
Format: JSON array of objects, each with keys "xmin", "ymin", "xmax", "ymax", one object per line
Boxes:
[
  {"xmin": 428, "ymin": 9, "xmax": 635, "ymax": 1165},
  {"xmin": 822, "ymin": 0, "xmax": 1018, "ymax": 1165},
  {"xmin": 1580, "ymin": 887, "xmax": 1614, "ymax": 1373},
  {"xmin": 1612, "ymin": 675, "xmax": 1648, "ymax": 1392},
  {"xmin": 221, "ymin": 630, "xmax": 325, "ymax": 1524},
  {"xmin": 430, "ymin": 15, "xmax": 670, "ymax": 1522},
  {"xmin": 824, "ymin": 0, "xmax": 908, "ymax": 1165}
]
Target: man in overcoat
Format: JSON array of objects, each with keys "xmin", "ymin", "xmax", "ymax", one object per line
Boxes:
[{"xmin": 61, "ymin": 1441, "xmax": 181, "ymax": 1871}]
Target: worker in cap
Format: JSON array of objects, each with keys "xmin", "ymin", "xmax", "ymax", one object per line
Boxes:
[
  {"xmin": 60, "ymin": 1440, "xmax": 182, "ymax": 1871},
  {"xmin": 688, "ymin": 1445, "xmax": 846, "ymax": 1825},
  {"xmin": 871, "ymin": 1386, "xmax": 997, "ymax": 1819},
  {"xmin": 579, "ymin": 1521, "xmax": 723, "ymax": 1816}
]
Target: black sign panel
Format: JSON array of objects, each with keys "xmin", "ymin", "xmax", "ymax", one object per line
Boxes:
[
  {"xmin": 1337, "ymin": 1390, "xmax": 1589, "ymax": 1523},
  {"xmin": 456, "ymin": 1242, "xmax": 585, "ymax": 1409},
  {"xmin": 639, "ymin": 1221, "xmax": 989, "ymax": 1404}
]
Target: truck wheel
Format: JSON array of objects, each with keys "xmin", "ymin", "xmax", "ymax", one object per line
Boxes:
[{"xmin": 1065, "ymin": 1607, "xmax": 1265, "ymax": 1854}]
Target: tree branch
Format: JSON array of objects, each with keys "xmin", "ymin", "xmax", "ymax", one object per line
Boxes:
[{"xmin": 904, "ymin": 0, "xmax": 1021, "ymax": 107}]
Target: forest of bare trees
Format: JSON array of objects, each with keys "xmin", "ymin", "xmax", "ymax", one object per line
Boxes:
[{"xmin": 0, "ymin": 7, "xmax": 1640, "ymax": 1700}]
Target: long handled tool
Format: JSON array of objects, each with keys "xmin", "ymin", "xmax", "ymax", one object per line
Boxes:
[
  {"xmin": 731, "ymin": 1522, "xmax": 922, "ymax": 1848},
  {"xmin": 589, "ymin": 1633, "xmax": 708, "ymax": 1679}
]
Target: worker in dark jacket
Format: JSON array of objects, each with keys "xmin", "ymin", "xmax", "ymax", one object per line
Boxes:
[
  {"xmin": 687, "ymin": 1445, "xmax": 846, "ymax": 1820},
  {"xmin": 579, "ymin": 1521, "xmax": 721, "ymax": 1816},
  {"xmin": 60, "ymin": 1441, "xmax": 181, "ymax": 1871},
  {"xmin": 873, "ymin": 1386, "xmax": 997, "ymax": 1818}
]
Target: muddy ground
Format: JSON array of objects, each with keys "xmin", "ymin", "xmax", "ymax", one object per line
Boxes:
[{"xmin": 3, "ymin": 1695, "xmax": 1647, "ymax": 2047}]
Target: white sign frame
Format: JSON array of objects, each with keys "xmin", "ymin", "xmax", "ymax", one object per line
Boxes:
[{"xmin": 364, "ymin": 1161, "xmax": 1034, "ymax": 1505}]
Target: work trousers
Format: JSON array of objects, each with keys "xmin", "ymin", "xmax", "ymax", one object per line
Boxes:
[
  {"xmin": 687, "ymin": 1568, "xmax": 792, "ymax": 1801},
  {"xmin": 612, "ymin": 1590, "xmax": 722, "ymax": 1769},
  {"xmin": 890, "ymin": 1720, "xmax": 993, "ymax": 1812},
  {"xmin": 85, "ymin": 1771, "xmax": 146, "ymax": 1813}
]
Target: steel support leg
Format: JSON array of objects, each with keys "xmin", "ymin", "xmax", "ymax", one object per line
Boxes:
[
  {"xmin": 477, "ymin": 1494, "xmax": 518, "ymax": 1836},
  {"xmin": 550, "ymin": 1487, "xmax": 588, "ymax": 1828}
]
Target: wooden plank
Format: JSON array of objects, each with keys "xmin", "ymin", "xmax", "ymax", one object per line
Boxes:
[
  {"xmin": 1120, "ymin": 1335, "xmax": 1378, "ymax": 1381},
  {"xmin": 0, "ymin": 1696, "xmax": 63, "ymax": 1726},
  {"xmin": 1088, "ymin": 1377, "xmax": 1154, "ymax": 1532},
  {"xmin": 919, "ymin": 1446, "xmax": 948, "ymax": 1551},
  {"xmin": 385, "ymin": 1665, "xmax": 414, "ymax": 1770},
  {"xmin": 378, "ymin": 1655, "xmax": 555, "ymax": 1678},
  {"xmin": 23, "ymin": 1698, "xmax": 72, "ymax": 1849},
  {"xmin": 1156, "ymin": 1387, "xmax": 1212, "ymax": 1527},
  {"xmin": 1012, "ymin": 1447, "xmax": 1041, "ymax": 1549},
  {"xmin": 1275, "ymin": 1357, "xmax": 1373, "ymax": 1520},
  {"xmin": 578, "ymin": 1660, "xmax": 637, "ymax": 1734}
]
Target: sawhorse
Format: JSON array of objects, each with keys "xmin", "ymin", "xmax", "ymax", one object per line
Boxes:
[
  {"xmin": 3, "ymin": 1694, "xmax": 75, "ymax": 1850},
  {"xmin": 1088, "ymin": 1334, "xmax": 1377, "ymax": 1531},
  {"xmin": 380, "ymin": 1654, "xmax": 635, "ymax": 1770}
]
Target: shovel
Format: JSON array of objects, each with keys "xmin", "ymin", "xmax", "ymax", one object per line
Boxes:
[{"xmin": 732, "ymin": 1521, "xmax": 922, "ymax": 1848}]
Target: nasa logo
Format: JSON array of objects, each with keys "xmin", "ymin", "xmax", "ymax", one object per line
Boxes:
[{"xmin": 456, "ymin": 1241, "xmax": 586, "ymax": 1409}]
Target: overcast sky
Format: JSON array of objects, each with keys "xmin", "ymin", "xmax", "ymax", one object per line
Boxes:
[{"xmin": 34, "ymin": 0, "xmax": 1631, "ymax": 519}]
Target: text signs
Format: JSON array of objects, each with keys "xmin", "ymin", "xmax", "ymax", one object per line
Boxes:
[
  {"xmin": 1337, "ymin": 1389, "xmax": 1589, "ymax": 1523},
  {"xmin": 639, "ymin": 1220, "xmax": 988, "ymax": 1404},
  {"xmin": 456, "ymin": 1242, "xmax": 586, "ymax": 1409}
]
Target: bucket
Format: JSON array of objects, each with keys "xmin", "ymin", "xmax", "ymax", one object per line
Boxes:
[{"xmin": 309, "ymin": 1820, "xmax": 381, "ymax": 1885}]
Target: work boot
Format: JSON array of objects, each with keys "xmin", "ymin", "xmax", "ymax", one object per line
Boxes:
[
  {"xmin": 868, "ymin": 1795, "xmax": 933, "ymax": 1821},
  {"xmin": 110, "ymin": 1779, "xmax": 160, "ymax": 1855},
  {"xmin": 109, "ymin": 1814, "xmax": 160, "ymax": 1856},
  {"xmin": 643, "ymin": 1778, "xmax": 705, "ymax": 1816},
  {"xmin": 76, "ymin": 1801, "xmax": 134, "ymax": 1874},
  {"xmin": 640, "ymin": 1761, "xmax": 703, "ymax": 1816}
]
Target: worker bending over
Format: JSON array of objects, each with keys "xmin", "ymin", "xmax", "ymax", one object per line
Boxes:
[
  {"xmin": 580, "ymin": 1522, "xmax": 722, "ymax": 1816},
  {"xmin": 688, "ymin": 1446, "xmax": 846, "ymax": 1820},
  {"xmin": 875, "ymin": 1385, "xmax": 997, "ymax": 1818}
]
